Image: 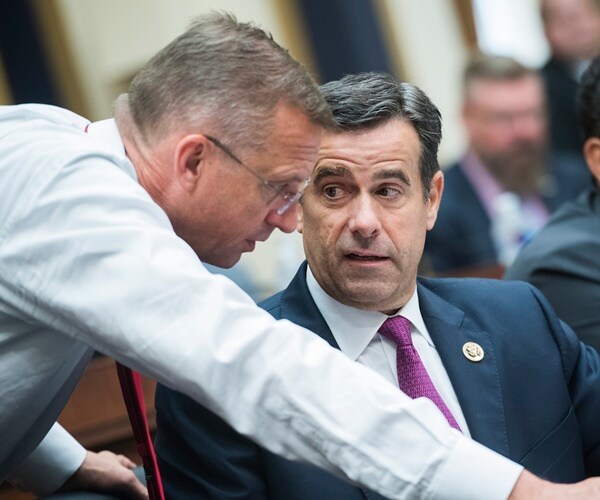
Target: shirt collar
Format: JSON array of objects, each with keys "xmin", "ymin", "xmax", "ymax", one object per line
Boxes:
[
  {"xmin": 460, "ymin": 150, "xmax": 504, "ymax": 219},
  {"xmin": 84, "ymin": 119, "xmax": 137, "ymax": 180},
  {"xmin": 305, "ymin": 265, "xmax": 433, "ymax": 360}
]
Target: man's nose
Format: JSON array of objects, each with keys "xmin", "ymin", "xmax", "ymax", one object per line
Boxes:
[
  {"xmin": 266, "ymin": 204, "xmax": 299, "ymax": 234},
  {"xmin": 511, "ymin": 112, "xmax": 545, "ymax": 142},
  {"xmin": 348, "ymin": 195, "xmax": 381, "ymax": 238}
]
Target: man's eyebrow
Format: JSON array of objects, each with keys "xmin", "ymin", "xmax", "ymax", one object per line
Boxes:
[
  {"xmin": 312, "ymin": 165, "xmax": 353, "ymax": 184},
  {"xmin": 373, "ymin": 169, "xmax": 411, "ymax": 186},
  {"xmin": 268, "ymin": 174, "xmax": 305, "ymax": 187}
]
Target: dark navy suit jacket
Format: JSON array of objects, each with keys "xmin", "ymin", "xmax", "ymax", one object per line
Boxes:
[
  {"xmin": 540, "ymin": 57, "xmax": 584, "ymax": 155},
  {"xmin": 506, "ymin": 188, "xmax": 600, "ymax": 351},
  {"xmin": 424, "ymin": 155, "xmax": 590, "ymax": 273},
  {"xmin": 154, "ymin": 262, "xmax": 600, "ymax": 499}
]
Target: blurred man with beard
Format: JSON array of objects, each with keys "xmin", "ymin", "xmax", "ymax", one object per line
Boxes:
[{"xmin": 424, "ymin": 54, "xmax": 589, "ymax": 273}]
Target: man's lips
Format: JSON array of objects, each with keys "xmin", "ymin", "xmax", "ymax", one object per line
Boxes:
[
  {"xmin": 344, "ymin": 251, "xmax": 389, "ymax": 261},
  {"xmin": 245, "ymin": 235, "xmax": 269, "ymax": 252}
]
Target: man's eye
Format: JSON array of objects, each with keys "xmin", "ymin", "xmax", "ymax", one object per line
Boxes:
[
  {"xmin": 269, "ymin": 181, "xmax": 288, "ymax": 193},
  {"xmin": 378, "ymin": 186, "xmax": 402, "ymax": 198},
  {"xmin": 261, "ymin": 181, "xmax": 287, "ymax": 199},
  {"xmin": 323, "ymin": 186, "xmax": 343, "ymax": 198}
]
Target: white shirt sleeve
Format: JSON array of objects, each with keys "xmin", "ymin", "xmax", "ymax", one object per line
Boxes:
[
  {"xmin": 6, "ymin": 423, "xmax": 85, "ymax": 495},
  {"xmin": 0, "ymin": 140, "xmax": 522, "ymax": 499}
]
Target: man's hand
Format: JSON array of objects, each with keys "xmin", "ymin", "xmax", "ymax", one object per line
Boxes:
[
  {"xmin": 510, "ymin": 470, "xmax": 600, "ymax": 499},
  {"xmin": 58, "ymin": 450, "xmax": 148, "ymax": 499}
]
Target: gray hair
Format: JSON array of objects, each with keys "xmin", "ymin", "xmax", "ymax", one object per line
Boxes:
[
  {"xmin": 463, "ymin": 53, "xmax": 537, "ymax": 92},
  {"xmin": 125, "ymin": 12, "xmax": 331, "ymax": 149},
  {"xmin": 319, "ymin": 72, "xmax": 442, "ymax": 199},
  {"xmin": 540, "ymin": 0, "xmax": 600, "ymax": 23}
]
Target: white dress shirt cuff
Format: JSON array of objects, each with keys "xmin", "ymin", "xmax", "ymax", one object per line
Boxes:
[
  {"xmin": 7, "ymin": 423, "xmax": 86, "ymax": 495},
  {"xmin": 428, "ymin": 434, "xmax": 523, "ymax": 499}
]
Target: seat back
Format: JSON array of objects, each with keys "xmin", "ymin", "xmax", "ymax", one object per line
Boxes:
[{"xmin": 116, "ymin": 363, "xmax": 165, "ymax": 500}]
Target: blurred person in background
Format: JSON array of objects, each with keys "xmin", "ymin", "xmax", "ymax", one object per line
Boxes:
[
  {"xmin": 539, "ymin": 0, "xmax": 600, "ymax": 155},
  {"xmin": 506, "ymin": 55, "xmax": 600, "ymax": 351},
  {"xmin": 424, "ymin": 54, "xmax": 588, "ymax": 274}
]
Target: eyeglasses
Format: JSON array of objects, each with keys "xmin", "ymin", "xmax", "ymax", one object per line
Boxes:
[{"xmin": 205, "ymin": 135, "xmax": 310, "ymax": 215}]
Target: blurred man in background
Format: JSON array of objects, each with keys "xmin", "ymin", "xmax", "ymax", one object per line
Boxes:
[
  {"xmin": 425, "ymin": 54, "xmax": 588, "ymax": 274},
  {"xmin": 539, "ymin": 0, "xmax": 600, "ymax": 155},
  {"xmin": 506, "ymin": 56, "xmax": 600, "ymax": 352}
]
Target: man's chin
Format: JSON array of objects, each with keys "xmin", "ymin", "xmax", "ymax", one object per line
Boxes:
[
  {"xmin": 486, "ymin": 157, "xmax": 544, "ymax": 192},
  {"xmin": 198, "ymin": 250, "xmax": 242, "ymax": 269},
  {"xmin": 338, "ymin": 282, "xmax": 400, "ymax": 308}
]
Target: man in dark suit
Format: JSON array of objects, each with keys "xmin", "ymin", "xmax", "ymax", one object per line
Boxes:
[
  {"xmin": 506, "ymin": 56, "xmax": 600, "ymax": 351},
  {"xmin": 539, "ymin": 0, "xmax": 600, "ymax": 155},
  {"xmin": 154, "ymin": 73, "xmax": 600, "ymax": 499},
  {"xmin": 424, "ymin": 54, "xmax": 588, "ymax": 274}
]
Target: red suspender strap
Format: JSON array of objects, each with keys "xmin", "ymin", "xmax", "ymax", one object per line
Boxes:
[{"xmin": 116, "ymin": 362, "xmax": 165, "ymax": 500}]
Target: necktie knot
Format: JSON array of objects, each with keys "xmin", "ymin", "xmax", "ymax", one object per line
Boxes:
[
  {"xmin": 378, "ymin": 314, "xmax": 462, "ymax": 432},
  {"xmin": 379, "ymin": 315, "xmax": 412, "ymax": 346}
]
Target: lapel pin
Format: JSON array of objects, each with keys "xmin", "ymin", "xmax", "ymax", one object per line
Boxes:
[{"xmin": 462, "ymin": 341, "xmax": 484, "ymax": 362}]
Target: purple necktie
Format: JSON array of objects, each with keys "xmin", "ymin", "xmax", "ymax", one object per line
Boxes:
[{"xmin": 379, "ymin": 316, "xmax": 462, "ymax": 431}]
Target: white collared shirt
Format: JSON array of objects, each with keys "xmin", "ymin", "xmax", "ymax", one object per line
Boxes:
[
  {"xmin": 0, "ymin": 104, "xmax": 522, "ymax": 498},
  {"xmin": 306, "ymin": 267, "xmax": 471, "ymax": 436}
]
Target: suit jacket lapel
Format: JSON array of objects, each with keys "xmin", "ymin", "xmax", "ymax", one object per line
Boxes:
[
  {"xmin": 417, "ymin": 282, "xmax": 510, "ymax": 458},
  {"xmin": 278, "ymin": 262, "xmax": 340, "ymax": 349}
]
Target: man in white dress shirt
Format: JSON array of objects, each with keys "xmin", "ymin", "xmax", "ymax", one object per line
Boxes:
[
  {"xmin": 1, "ymin": 12, "xmax": 599, "ymax": 500},
  {"xmin": 155, "ymin": 73, "xmax": 600, "ymax": 499}
]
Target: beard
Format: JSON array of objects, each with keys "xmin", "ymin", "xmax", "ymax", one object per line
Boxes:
[{"xmin": 478, "ymin": 141, "xmax": 547, "ymax": 195}]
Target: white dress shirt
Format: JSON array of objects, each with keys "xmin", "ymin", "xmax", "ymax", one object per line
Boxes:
[
  {"xmin": 0, "ymin": 104, "xmax": 522, "ymax": 498},
  {"xmin": 306, "ymin": 268, "xmax": 471, "ymax": 436}
]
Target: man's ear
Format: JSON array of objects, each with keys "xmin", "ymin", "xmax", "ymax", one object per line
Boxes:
[
  {"xmin": 583, "ymin": 137, "xmax": 600, "ymax": 185},
  {"xmin": 173, "ymin": 134, "xmax": 207, "ymax": 191},
  {"xmin": 461, "ymin": 101, "xmax": 473, "ymax": 127},
  {"xmin": 426, "ymin": 170, "xmax": 444, "ymax": 231}
]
